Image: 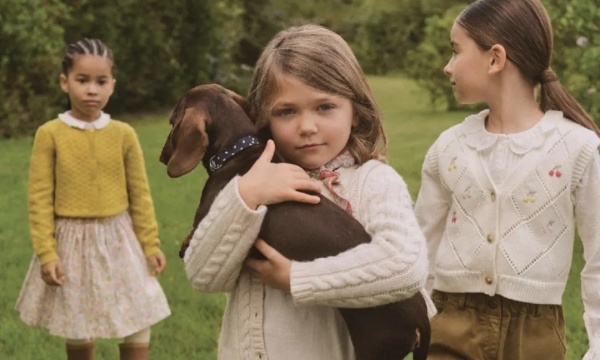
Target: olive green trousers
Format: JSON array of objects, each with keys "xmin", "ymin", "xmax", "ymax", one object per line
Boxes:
[{"xmin": 427, "ymin": 290, "xmax": 567, "ymax": 360}]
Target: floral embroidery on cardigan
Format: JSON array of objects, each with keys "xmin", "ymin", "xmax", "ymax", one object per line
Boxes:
[
  {"xmin": 543, "ymin": 220, "xmax": 555, "ymax": 234},
  {"xmin": 447, "ymin": 157, "xmax": 459, "ymax": 172},
  {"xmin": 522, "ymin": 190, "xmax": 537, "ymax": 203},
  {"xmin": 462, "ymin": 185, "xmax": 473, "ymax": 199}
]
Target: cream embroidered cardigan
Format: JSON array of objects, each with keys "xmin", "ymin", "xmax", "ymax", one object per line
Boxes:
[
  {"xmin": 415, "ymin": 110, "xmax": 600, "ymax": 358},
  {"xmin": 184, "ymin": 160, "xmax": 433, "ymax": 360}
]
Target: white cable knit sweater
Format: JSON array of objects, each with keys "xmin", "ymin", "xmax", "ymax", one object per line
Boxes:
[
  {"xmin": 415, "ymin": 110, "xmax": 600, "ymax": 359},
  {"xmin": 184, "ymin": 159, "xmax": 433, "ymax": 360}
]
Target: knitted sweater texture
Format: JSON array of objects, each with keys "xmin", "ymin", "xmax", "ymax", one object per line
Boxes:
[
  {"xmin": 28, "ymin": 118, "xmax": 160, "ymax": 264},
  {"xmin": 184, "ymin": 159, "xmax": 432, "ymax": 360},
  {"xmin": 415, "ymin": 110, "xmax": 600, "ymax": 356}
]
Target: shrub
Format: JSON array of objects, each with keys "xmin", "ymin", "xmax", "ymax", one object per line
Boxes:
[
  {"xmin": 402, "ymin": 0, "xmax": 600, "ymax": 123},
  {"xmin": 0, "ymin": 0, "xmax": 67, "ymax": 137},
  {"xmin": 547, "ymin": 0, "xmax": 600, "ymax": 123},
  {"xmin": 403, "ymin": 4, "xmax": 468, "ymax": 110}
]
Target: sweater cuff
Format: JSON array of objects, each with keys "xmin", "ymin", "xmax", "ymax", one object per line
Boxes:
[
  {"xmin": 143, "ymin": 244, "xmax": 161, "ymax": 258},
  {"xmin": 290, "ymin": 260, "xmax": 327, "ymax": 304},
  {"xmin": 39, "ymin": 251, "xmax": 60, "ymax": 266}
]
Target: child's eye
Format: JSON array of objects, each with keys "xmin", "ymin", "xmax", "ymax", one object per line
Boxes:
[
  {"xmin": 317, "ymin": 104, "xmax": 334, "ymax": 111},
  {"xmin": 98, "ymin": 80, "xmax": 107, "ymax": 86},
  {"xmin": 275, "ymin": 108, "xmax": 294, "ymax": 117},
  {"xmin": 77, "ymin": 78, "xmax": 87, "ymax": 84}
]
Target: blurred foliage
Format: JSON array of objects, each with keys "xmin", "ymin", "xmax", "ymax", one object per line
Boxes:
[
  {"xmin": 546, "ymin": 0, "xmax": 600, "ymax": 122},
  {"xmin": 0, "ymin": 0, "xmax": 67, "ymax": 137},
  {"xmin": 403, "ymin": 4, "xmax": 469, "ymax": 111},
  {"xmin": 1, "ymin": 0, "xmax": 245, "ymax": 137},
  {"xmin": 392, "ymin": 0, "xmax": 599, "ymax": 119},
  {"xmin": 0, "ymin": 0, "xmax": 598, "ymax": 137}
]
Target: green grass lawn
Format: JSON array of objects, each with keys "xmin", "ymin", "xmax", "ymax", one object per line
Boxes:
[{"xmin": 0, "ymin": 76, "xmax": 588, "ymax": 359}]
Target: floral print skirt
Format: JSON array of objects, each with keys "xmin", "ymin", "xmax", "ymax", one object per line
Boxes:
[{"xmin": 15, "ymin": 211, "xmax": 171, "ymax": 339}]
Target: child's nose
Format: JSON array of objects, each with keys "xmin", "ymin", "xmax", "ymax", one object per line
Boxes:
[
  {"xmin": 443, "ymin": 61, "xmax": 452, "ymax": 77},
  {"xmin": 86, "ymin": 83, "xmax": 99, "ymax": 94},
  {"xmin": 298, "ymin": 113, "xmax": 318, "ymax": 134}
]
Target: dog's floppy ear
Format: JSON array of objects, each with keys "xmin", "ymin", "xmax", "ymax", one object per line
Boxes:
[
  {"xmin": 166, "ymin": 107, "xmax": 209, "ymax": 177},
  {"xmin": 225, "ymin": 89, "xmax": 251, "ymax": 116}
]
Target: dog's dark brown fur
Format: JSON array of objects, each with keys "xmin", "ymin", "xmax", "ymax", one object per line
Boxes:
[{"xmin": 159, "ymin": 84, "xmax": 430, "ymax": 360}]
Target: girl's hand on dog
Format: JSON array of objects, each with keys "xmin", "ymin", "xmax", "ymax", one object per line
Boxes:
[
  {"xmin": 245, "ymin": 239, "xmax": 291, "ymax": 293},
  {"xmin": 238, "ymin": 140, "xmax": 321, "ymax": 209},
  {"xmin": 41, "ymin": 260, "xmax": 65, "ymax": 286},
  {"xmin": 147, "ymin": 251, "xmax": 167, "ymax": 276}
]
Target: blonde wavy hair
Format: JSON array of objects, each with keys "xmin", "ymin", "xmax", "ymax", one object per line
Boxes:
[{"xmin": 247, "ymin": 24, "xmax": 388, "ymax": 164}]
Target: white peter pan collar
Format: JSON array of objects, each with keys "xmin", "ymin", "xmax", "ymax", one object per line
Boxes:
[
  {"xmin": 462, "ymin": 109, "xmax": 561, "ymax": 154},
  {"xmin": 58, "ymin": 111, "xmax": 111, "ymax": 130}
]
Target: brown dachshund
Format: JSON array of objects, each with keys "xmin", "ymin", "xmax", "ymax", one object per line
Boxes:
[{"xmin": 159, "ymin": 84, "xmax": 430, "ymax": 360}]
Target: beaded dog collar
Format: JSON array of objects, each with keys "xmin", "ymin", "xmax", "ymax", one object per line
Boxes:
[{"xmin": 208, "ymin": 135, "xmax": 261, "ymax": 172}]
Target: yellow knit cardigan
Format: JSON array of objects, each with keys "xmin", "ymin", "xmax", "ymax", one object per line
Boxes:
[{"xmin": 28, "ymin": 119, "xmax": 161, "ymax": 265}]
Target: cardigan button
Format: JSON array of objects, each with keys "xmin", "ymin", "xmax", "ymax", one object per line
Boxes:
[
  {"xmin": 487, "ymin": 234, "xmax": 495, "ymax": 243},
  {"xmin": 490, "ymin": 191, "xmax": 496, "ymax": 201},
  {"xmin": 485, "ymin": 277, "xmax": 493, "ymax": 285}
]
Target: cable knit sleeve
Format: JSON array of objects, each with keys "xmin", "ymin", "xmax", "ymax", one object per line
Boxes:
[
  {"xmin": 28, "ymin": 125, "xmax": 59, "ymax": 265},
  {"xmin": 414, "ymin": 144, "xmax": 451, "ymax": 293},
  {"xmin": 184, "ymin": 176, "xmax": 266, "ymax": 292},
  {"xmin": 290, "ymin": 162, "xmax": 428, "ymax": 308},
  {"xmin": 576, "ymin": 151, "xmax": 600, "ymax": 360}
]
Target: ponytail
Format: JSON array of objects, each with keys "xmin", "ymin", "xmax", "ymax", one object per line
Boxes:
[{"xmin": 538, "ymin": 69, "xmax": 600, "ymax": 136}]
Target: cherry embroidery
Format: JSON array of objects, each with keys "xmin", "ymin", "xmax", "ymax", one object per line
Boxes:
[
  {"xmin": 451, "ymin": 211, "xmax": 457, "ymax": 223},
  {"xmin": 548, "ymin": 165, "xmax": 562, "ymax": 178}
]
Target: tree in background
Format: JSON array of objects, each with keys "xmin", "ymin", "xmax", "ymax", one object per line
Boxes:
[
  {"xmin": 351, "ymin": 0, "xmax": 466, "ymax": 75},
  {"xmin": 399, "ymin": 0, "xmax": 599, "ymax": 120},
  {"xmin": 546, "ymin": 0, "xmax": 599, "ymax": 121},
  {"xmin": 403, "ymin": 4, "xmax": 468, "ymax": 110},
  {"xmin": 353, "ymin": 0, "xmax": 422, "ymax": 74},
  {"xmin": 1, "ymin": 0, "xmax": 597, "ymax": 137},
  {"xmin": 234, "ymin": 0, "xmax": 359, "ymax": 70},
  {"xmin": 0, "ymin": 0, "xmax": 67, "ymax": 137},
  {"xmin": 0, "ymin": 0, "xmax": 244, "ymax": 136},
  {"xmin": 61, "ymin": 0, "xmax": 244, "ymax": 113}
]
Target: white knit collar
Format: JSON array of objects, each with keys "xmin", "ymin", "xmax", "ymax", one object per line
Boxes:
[
  {"xmin": 462, "ymin": 109, "xmax": 560, "ymax": 154},
  {"xmin": 58, "ymin": 111, "xmax": 111, "ymax": 130}
]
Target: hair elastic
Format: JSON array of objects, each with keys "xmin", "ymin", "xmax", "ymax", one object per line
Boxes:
[{"xmin": 539, "ymin": 69, "xmax": 557, "ymax": 84}]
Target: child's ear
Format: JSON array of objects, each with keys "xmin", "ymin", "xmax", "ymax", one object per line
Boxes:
[
  {"xmin": 59, "ymin": 74, "xmax": 69, "ymax": 93},
  {"xmin": 488, "ymin": 44, "xmax": 507, "ymax": 75},
  {"xmin": 109, "ymin": 78, "xmax": 116, "ymax": 96}
]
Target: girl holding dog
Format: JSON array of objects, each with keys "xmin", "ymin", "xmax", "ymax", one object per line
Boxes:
[
  {"xmin": 414, "ymin": 0, "xmax": 600, "ymax": 359},
  {"xmin": 16, "ymin": 38, "xmax": 170, "ymax": 360},
  {"xmin": 183, "ymin": 24, "xmax": 435, "ymax": 359}
]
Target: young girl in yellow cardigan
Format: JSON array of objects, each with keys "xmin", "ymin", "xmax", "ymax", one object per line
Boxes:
[{"xmin": 15, "ymin": 38, "xmax": 170, "ymax": 360}]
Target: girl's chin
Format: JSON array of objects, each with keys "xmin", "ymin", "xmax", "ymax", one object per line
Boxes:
[{"xmin": 299, "ymin": 161, "xmax": 327, "ymax": 171}]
